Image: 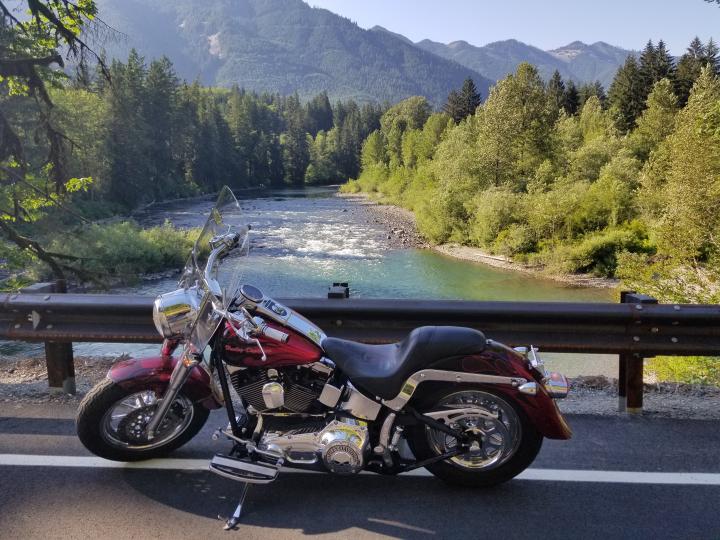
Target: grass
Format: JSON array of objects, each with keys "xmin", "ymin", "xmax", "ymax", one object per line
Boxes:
[
  {"xmin": 1, "ymin": 220, "xmax": 199, "ymax": 289},
  {"xmin": 646, "ymin": 357, "xmax": 720, "ymax": 386}
]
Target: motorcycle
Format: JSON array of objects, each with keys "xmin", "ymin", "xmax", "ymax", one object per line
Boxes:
[{"xmin": 76, "ymin": 186, "xmax": 571, "ymax": 529}]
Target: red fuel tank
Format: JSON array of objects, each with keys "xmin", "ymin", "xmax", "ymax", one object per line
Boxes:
[{"xmin": 222, "ymin": 320, "xmax": 323, "ymax": 368}]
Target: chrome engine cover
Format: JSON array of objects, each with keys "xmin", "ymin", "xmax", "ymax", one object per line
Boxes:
[
  {"xmin": 259, "ymin": 418, "xmax": 369, "ymax": 474},
  {"xmin": 320, "ymin": 420, "xmax": 368, "ymax": 474}
]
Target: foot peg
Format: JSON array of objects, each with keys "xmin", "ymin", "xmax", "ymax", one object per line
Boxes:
[{"xmin": 209, "ymin": 454, "xmax": 282, "ymax": 484}]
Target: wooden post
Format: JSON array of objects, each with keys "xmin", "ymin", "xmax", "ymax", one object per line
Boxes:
[
  {"xmin": 625, "ymin": 354, "xmax": 644, "ymax": 413},
  {"xmin": 619, "ymin": 291, "xmax": 657, "ymax": 414},
  {"xmin": 45, "ymin": 279, "xmax": 76, "ymax": 394},
  {"xmin": 617, "ymin": 353, "xmax": 627, "ymax": 412}
]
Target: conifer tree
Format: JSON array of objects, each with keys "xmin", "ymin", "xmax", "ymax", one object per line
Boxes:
[
  {"xmin": 705, "ymin": 38, "xmax": 719, "ymax": 73},
  {"xmin": 675, "ymin": 37, "xmax": 713, "ymax": 106},
  {"xmin": 639, "ymin": 40, "xmax": 676, "ymax": 103},
  {"xmin": 459, "ymin": 77, "xmax": 482, "ymax": 117},
  {"xmin": 547, "ymin": 70, "xmax": 566, "ymax": 112},
  {"xmin": 578, "ymin": 81, "xmax": 607, "ymax": 109},
  {"xmin": 443, "ymin": 77, "xmax": 482, "ymax": 123},
  {"xmin": 638, "ymin": 40, "xmax": 657, "ymax": 93},
  {"xmin": 655, "ymin": 40, "xmax": 676, "ymax": 80},
  {"xmin": 281, "ymin": 93, "xmax": 310, "ymax": 186},
  {"xmin": 305, "ymin": 91, "xmax": 334, "ymax": 136},
  {"xmin": 608, "ymin": 55, "xmax": 645, "ymax": 132},
  {"xmin": 563, "ymin": 80, "xmax": 580, "ymax": 115},
  {"xmin": 443, "ymin": 89, "xmax": 463, "ymax": 123}
]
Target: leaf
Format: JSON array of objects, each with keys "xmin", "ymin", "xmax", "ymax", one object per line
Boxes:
[{"xmin": 65, "ymin": 176, "xmax": 93, "ymax": 192}]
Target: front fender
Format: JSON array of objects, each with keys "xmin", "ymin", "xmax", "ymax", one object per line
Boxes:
[
  {"xmin": 108, "ymin": 355, "xmax": 222, "ymax": 410},
  {"xmin": 430, "ymin": 343, "xmax": 572, "ymax": 440}
]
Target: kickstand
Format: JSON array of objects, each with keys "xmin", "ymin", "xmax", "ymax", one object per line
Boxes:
[{"xmin": 221, "ymin": 482, "xmax": 251, "ymax": 531}]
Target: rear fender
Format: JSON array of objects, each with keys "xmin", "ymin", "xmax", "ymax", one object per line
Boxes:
[
  {"xmin": 428, "ymin": 343, "xmax": 572, "ymax": 440},
  {"xmin": 108, "ymin": 355, "xmax": 223, "ymax": 410}
]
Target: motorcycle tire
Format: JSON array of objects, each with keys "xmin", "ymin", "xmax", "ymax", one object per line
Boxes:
[
  {"xmin": 406, "ymin": 385, "xmax": 543, "ymax": 487},
  {"xmin": 76, "ymin": 378, "xmax": 210, "ymax": 462}
]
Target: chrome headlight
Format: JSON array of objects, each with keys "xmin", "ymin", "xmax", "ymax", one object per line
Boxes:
[{"xmin": 152, "ymin": 287, "xmax": 202, "ymax": 338}]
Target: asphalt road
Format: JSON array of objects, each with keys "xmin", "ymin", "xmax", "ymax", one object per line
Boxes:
[{"xmin": 1, "ymin": 403, "xmax": 719, "ymax": 540}]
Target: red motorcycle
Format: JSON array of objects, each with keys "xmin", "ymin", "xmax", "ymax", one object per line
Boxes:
[{"xmin": 77, "ymin": 187, "xmax": 571, "ymax": 529}]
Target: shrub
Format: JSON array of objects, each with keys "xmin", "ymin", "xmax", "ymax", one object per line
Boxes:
[
  {"xmin": 466, "ymin": 188, "xmax": 521, "ymax": 247},
  {"xmin": 546, "ymin": 225, "xmax": 651, "ymax": 277},
  {"xmin": 339, "ymin": 179, "xmax": 361, "ymax": 193},
  {"xmin": 415, "ymin": 188, "xmax": 456, "ymax": 244},
  {"xmin": 493, "ymin": 224, "xmax": 536, "ymax": 257},
  {"xmin": 37, "ymin": 220, "xmax": 199, "ymax": 285}
]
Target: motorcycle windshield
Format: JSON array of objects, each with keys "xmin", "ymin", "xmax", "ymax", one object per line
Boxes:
[{"xmin": 179, "ymin": 186, "xmax": 250, "ymax": 352}]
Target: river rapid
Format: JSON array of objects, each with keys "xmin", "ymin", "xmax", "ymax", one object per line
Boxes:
[{"xmin": 4, "ymin": 187, "xmax": 618, "ymax": 377}]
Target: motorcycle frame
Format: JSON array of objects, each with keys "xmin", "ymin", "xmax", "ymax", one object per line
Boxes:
[{"xmin": 108, "ymin": 329, "xmax": 571, "ymax": 454}]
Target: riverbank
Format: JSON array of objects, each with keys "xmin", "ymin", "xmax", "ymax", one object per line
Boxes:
[
  {"xmin": 341, "ymin": 193, "xmax": 427, "ymax": 250},
  {"xmin": 341, "ymin": 193, "xmax": 618, "ymax": 289},
  {"xmin": 2, "ymin": 355, "xmax": 718, "ymax": 419}
]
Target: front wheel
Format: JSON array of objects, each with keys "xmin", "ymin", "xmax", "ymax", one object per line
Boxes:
[
  {"xmin": 76, "ymin": 378, "xmax": 210, "ymax": 461},
  {"xmin": 406, "ymin": 387, "xmax": 543, "ymax": 487}
]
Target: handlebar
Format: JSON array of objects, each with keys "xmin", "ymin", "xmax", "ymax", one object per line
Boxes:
[{"xmin": 254, "ymin": 319, "xmax": 290, "ymax": 344}]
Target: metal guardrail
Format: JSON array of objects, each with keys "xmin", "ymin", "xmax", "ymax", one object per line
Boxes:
[{"xmin": 2, "ymin": 291, "xmax": 719, "ymax": 411}]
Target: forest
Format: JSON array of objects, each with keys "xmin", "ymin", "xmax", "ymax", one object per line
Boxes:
[
  {"xmin": 22, "ymin": 51, "xmax": 384, "ymax": 211},
  {"xmin": 344, "ymin": 38, "xmax": 720, "ymax": 305}
]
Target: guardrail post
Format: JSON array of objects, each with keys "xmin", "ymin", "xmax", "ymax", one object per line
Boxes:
[
  {"xmin": 44, "ymin": 280, "xmax": 76, "ymax": 394},
  {"xmin": 619, "ymin": 291, "xmax": 658, "ymax": 414}
]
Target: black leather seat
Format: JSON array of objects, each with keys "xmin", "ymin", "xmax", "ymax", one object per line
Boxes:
[{"xmin": 322, "ymin": 326, "xmax": 487, "ymax": 400}]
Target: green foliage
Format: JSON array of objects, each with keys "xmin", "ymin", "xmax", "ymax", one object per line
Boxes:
[
  {"xmin": 544, "ymin": 225, "xmax": 651, "ymax": 277},
  {"xmin": 646, "ymin": 357, "xmax": 720, "ymax": 386},
  {"xmin": 467, "ymin": 188, "xmax": 522, "ymax": 247},
  {"xmin": 493, "ymin": 224, "xmax": 536, "ymax": 257},
  {"xmin": 628, "ymin": 78, "xmax": 679, "ymax": 161},
  {"xmin": 39, "ymin": 221, "xmax": 199, "ymax": 283}
]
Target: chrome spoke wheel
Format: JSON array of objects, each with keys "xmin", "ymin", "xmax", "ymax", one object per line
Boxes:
[
  {"xmin": 100, "ymin": 390, "xmax": 194, "ymax": 451},
  {"xmin": 425, "ymin": 390, "xmax": 521, "ymax": 471}
]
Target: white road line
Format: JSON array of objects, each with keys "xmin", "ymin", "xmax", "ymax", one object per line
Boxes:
[{"xmin": 1, "ymin": 454, "xmax": 720, "ymax": 485}]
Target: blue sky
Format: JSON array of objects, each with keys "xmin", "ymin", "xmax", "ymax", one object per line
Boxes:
[{"xmin": 304, "ymin": 0, "xmax": 719, "ymax": 54}]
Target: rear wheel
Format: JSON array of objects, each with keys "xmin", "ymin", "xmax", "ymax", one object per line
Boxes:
[
  {"xmin": 406, "ymin": 387, "xmax": 542, "ymax": 487},
  {"xmin": 76, "ymin": 378, "xmax": 209, "ymax": 461}
]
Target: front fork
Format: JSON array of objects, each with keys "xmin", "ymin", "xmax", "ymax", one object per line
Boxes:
[{"xmin": 146, "ymin": 350, "xmax": 200, "ymax": 439}]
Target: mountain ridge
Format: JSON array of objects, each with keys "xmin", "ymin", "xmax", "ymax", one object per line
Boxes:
[
  {"xmin": 94, "ymin": 0, "xmax": 632, "ymax": 103},
  {"xmin": 407, "ymin": 34, "xmax": 634, "ymax": 87},
  {"xmin": 94, "ymin": 0, "xmax": 492, "ymax": 104}
]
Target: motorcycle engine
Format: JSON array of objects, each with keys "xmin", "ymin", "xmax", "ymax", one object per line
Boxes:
[
  {"xmin": 259, "ymin": 417, "xmax": 369, "ymax": 474},
  {"xmin": 229, "ymin": 363, "xmax": 332, "ymax": 414}
]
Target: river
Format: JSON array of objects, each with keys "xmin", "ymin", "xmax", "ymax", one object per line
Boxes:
[{"xmin": 4, "ymin": 187, "xmax": 617, "ymax": 377}]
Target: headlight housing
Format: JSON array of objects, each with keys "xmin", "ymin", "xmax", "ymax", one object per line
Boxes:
[{"xmin": 152, "ymin": 287, "xmax": 202, "ymax": 338}]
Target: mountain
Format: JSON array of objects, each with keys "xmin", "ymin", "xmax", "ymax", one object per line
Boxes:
[
  {"xmin": 414, "ymin": 37, "xmax": 634, "ymax": 88},
  {"xmin": 547, "ymin": 41, "xmax": 635, "ymax": 87},
  {"xmin": 93, "ymin": 0, "xmax": 492, "ymax": 104}
]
